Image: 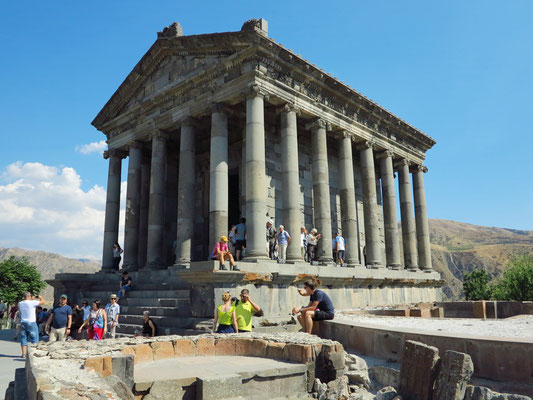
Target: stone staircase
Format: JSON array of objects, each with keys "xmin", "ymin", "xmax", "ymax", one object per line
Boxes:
[{"xmin": 76, "ymin": 274, "xmax": 211, "ymax": 337}]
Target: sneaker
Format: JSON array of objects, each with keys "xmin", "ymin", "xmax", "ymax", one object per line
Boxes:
[
  {"xmin": 219, "ymin": 264, "xmax": 227, "ymax": 271},
  {"xmin": 232, "ymin": 265, "xmax": 240, "ymax": 271}
]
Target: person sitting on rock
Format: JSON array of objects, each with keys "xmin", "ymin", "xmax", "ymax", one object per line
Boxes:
[
  {"xmin": 210, "ymin": 236, "xmax": 239, "ymax": 271},
  {"xmin": 212, "ymin": 292, "xmax": 239, "ymax": 333},
  {"xmin": 292, "ymin": 278, "xmax": 335, "ymax": 334}
]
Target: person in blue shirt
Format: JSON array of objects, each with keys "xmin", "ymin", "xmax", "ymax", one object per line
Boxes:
[
  {"xmin": 45, "ymin": 294, "xmax": 73, "ymax": 342},
  {"xmin": 234, "ymin": 217, "xmax": 247, "ymax": 261},
  {"xmin": 277, "ymin": 225, "xmax": 291, "ymax": 262},
  {"xmin": 292, "ymin": 278, "xmax": 334, "ymax": 334}
]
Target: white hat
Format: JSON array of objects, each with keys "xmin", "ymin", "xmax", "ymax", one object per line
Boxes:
[
  {"xmin": 311, "ymin": 228, "xmax": 318, "ymax": 234},
  {"xmin": 279, "ymin": 225, "xmax": 284, "ymax": 229},
  {"xmin": 267, "ymin": 219, "xmax": 274, "ymax": 225}
]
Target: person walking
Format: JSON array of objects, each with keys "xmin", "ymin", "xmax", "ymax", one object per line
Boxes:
[
  {"xmin": 117, "ymin": 271, "xmax": 132, "ymax": 300},
  {"xmin": 18, "ymin": 292, "xmax": 45, "ymax": 358},
  {"xmin": 212, "ymin": 292, "xmax": 238, "ymax": 333},
  {"xmin": 234, "ymin": 217, "xmax": 247, "ymax": 261},
  {"xmin": 335, "ymin": 232, "xmax": 346, "ymax": 266},
  {"xmin": 292, "ymin": 278, "xmax": 335, "ymax": 334},
  {"xmin": 45, "ymin": 294, "xmax": 72, "ymax": 342},
  {"xmin": 277, "ymin": 225, "xmax": 291, "ymax": 263},
  {"xmin": 266, "ymin": 219, "xmax": 277, "ymax": 260},
  {"xmin": 105, "ymin": 294, "xmax": 120, "ymax": 339},
  {"xmin": 300, "ymin": 227, "xmax": 308, "ymax": 261},
  {"xmin": 210, "ymin": 236, "xmax": 239, "ymax": 271},
  {"xmin": 112, "ymin": 242, "xmax": 123, "ymax": 271},
  {"xmin": 78, "ymin": 300, "xmax": 107, "ymax": 341},
  {"xmin": 306, "ymin": 229, "xmax": 322, "ymax": 263},
  {"xmin": 234, "ymin": 289, "xmax": 261, "ymax": 333},
  {"xmin": 9, "ymin": 304, "xmax": 18, "ymax": 330}
]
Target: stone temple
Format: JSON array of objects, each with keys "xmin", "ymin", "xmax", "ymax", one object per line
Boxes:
[{"xmin": 51, "ymin": 19, "xmax": 443, "ymax": 334}]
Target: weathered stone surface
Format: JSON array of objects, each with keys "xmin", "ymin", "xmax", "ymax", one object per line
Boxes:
[
  {"xmin": 398, "ymin": 340, "xmax": 439, "ymax": 400},
  {"xmin": 432, "ymin": 350, "xmax": 474, "ymax": 400},
  {"xmin": 133, "ymin": 344, "xmax": 153, "ymax": 364},
  {"xmin": 112, "ymin": 355, "xmax": 134, "ymax": 388},
  {"xmin": 196, "ymin": 337, "xmax": 215, "ymax": 356},
  {"xmin": 266, "ymin": 341, "xmax": 286, "ymax": 359},
  {"xmin": 143, "ymin": 380, "xmax": 185, "ymax": 400},
  {"xmin": 214, "ymin": 337, "xmax": 236, "ymax": 356},
  {"xmin": 197, "ymin": 373, "xmax": 242, "ymax": 400},
  {"xmin": 326, "ymin": 375, "xmax": 350, "ymax": 399},
  {"xmin": 345, "ymin": 353, "xmax": 371, "ymax": 390},
  {"xmin": 104, "ymin": 375, "xmax": 134, "ymax": 400},
  {"xmin": 150, "ymin": 341, "xmax": 174, "ymax": 361},
  {"xmin": 173, "ymin": 338, "xmax": 196, "ymax": 357},
  {"xmin": 376, "ymin": 386, "xmax": 398, "ymax": 400},
  {"xmin": 369, "ymin": 365, "xmax": 400, "ymax": 389}
]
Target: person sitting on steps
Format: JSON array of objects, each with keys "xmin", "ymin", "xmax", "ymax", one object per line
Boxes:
[
  {"xmin": 210, "ymin": 236, "xmax": 239, "ymax": 271},
  {"xmin": 292, "ymin": 278, "xmax": 335, "ymax": 334},
  {"xmin": 117, "ymin": 271, "xmax": 132, "ymax": 301}
]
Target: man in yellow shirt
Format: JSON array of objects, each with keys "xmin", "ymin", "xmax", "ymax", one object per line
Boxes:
[{"xmin": 234, "ymin": 289, "xmax": 261, "ymax": 332}]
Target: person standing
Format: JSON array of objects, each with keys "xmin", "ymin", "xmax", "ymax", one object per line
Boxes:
[
  {"xmin": 292, "ymin": 278, "xmax": 335, "ymax": 334},
  {"xmin": 78, "ymin": 300, "xmax": 107, "ymax": 341},
  {"xmin": 266, "ymin": 219, "xmax": 277, "ymax": 260},
  {"xmin": 234, "ymin": 217, "xmax": 247, "ymax": 261},
  {"xmin": 112, "ymin": 242, "xmax": 123, "ymax": 271},
  {"xmin": 306, "ymin": 229, "xmax": 322, "ymax": 263},
  {"xmin": 18, "ymin": 292, "xmax": 45, "ymax": 358},
  {"xmin": 335, "ymin": 232, "xmax": 346, "ymax": 266},
  {"xmin": 212, "ymin": 292, "xmax": 239, "ymax": 333},
  {"xmin": 9, "ymin": 304, "xmax": 18, "ymax": 330},
  {"xmin": 234, "ymin": 289, "xmax": 261, "ymax": 333},
  {"xmin": 300, "ymin": 227, "xmax": 308, "ymax": 261},
  {"xmin": 228, "ymin": 225, "xmax": 237, "ymax": 257},
  {"xmin": 332, "ymin": 234, "xmax": 337, "ymax": 264},
  {"xmin": 105, "ymin": 294, "xmax": 120, "ymax": 339},
  {"xmin": 45, "ymin": 294, "xmax": 72, "ymax": 342},
  {"xmin": 0, "ymin": 300, "xmax": 6, "ymax": 322},
  {"xmin": 81, "ymin": 300, "xmax": 90, "ymax": 322},
  {"xmin": 277, "ymin": 225, "xmax": 291, "ymax": 263}
]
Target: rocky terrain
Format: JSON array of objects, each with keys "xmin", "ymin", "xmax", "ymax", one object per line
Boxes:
[
  {"xmin": 0, "ymin": 247, "xmax": 100, "ymax": 303},
  {"xmin": 428, "ymin": 219, "xmax": 533, "ymax": 300}
]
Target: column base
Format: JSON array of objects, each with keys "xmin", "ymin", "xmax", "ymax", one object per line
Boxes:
[
  {"xmin": 367, "ymin": 263, "xmax": 384, "ymax": 269},
  {"xmin": 387, "ymin": 264, "xmax": 401, "ymax": 270},
  {"xmin": 173, "ymin": 260, "xmax": 191, "ymax": 269},
  {"xmin": 422, "ymin": 269, "xmax": 434, "ymax": 273}
]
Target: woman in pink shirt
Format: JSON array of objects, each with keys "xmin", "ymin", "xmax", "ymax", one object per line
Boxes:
[{"xmin": 211, "ymin": 236, "xmax": 239, "ymax": 271}]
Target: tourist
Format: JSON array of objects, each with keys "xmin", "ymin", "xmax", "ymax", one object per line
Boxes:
[
  {"xmin": 301, "ymin": 227, "xmax": 308, "ymax": 261},
  {"xmin": 228, "ymin": 225, "xmax": 237, "ymax": 257},
  {"xmin": 0, "ymin": 300, "xmax": 6, "ymax": 321},
  {"xmin": 234, "ymin": 289, "xmax": 261, "ymax": 333},
  {"xmin": 9, "ymin": 304, "xmax": 18, "ymax": 329},
  {"xmin": 36, "ymin": 307, "xmax": 48, "ymax": 336},
  {"xmin": 112, "ymin": 242, "xmax": 123, "ymax": 271},
  {"xmin": 210, "ymin": 236, "xmax": 239, "ymax": 271},
  {"xmin": 277, "ymin": 225, "xmax": 291, "ymax": 263},
  {"xmin": 135, "ymin": 311, "xmax": 157, "ymax": 337},
  {"xmin": 332, "ymin": 233, "xmax": 337, "ymax": 264},
  {"xmin": 306, "ymin": 229, "xmax": 322, "ymax": 262},
  {"xmin": 292, "ymin": 278, "xmax": 334, "ymax": 334},
  {"xmin": 78, "ymin": 300, "xmax": 107, "ymax": 341},
  {"xmin": 45, "ymin": 294, "xmax": 73, "ymax": 342},
  {"xmin": 104, "ymin": 294, "xmax": 120, "ymax": 339},
  {"xmin": 70, "ymin": 305, "xmax": 84, "ymax": 340},
  {"xmin": 234, "ymin": 217, "xmax": 247, "ymax": 260},
  {"xmin": 117, "ymin": 271, "xmax": 132, "ymax": 300},
  {"xmin": 212, "ymin": 292, "xmax": 238, "ymax": 333},
  {"xmin": 18, "ymin": 292, "xmax": 45, "ymax": 358},
  {"xmin": 335, "ymin": 232, "xmax": 346, "ymax": 266},
  {"xmin": 266, "ymin": 219, "xmax": 277, "ymax": 260},
  {"xmin": 81, "ymin": 300, "xmax": 90, "ymax": 321}
]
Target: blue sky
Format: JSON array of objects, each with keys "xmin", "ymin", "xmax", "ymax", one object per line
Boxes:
[{"xmin": 0, "ymin": 1, "xmax": 532, "ymax": 258}]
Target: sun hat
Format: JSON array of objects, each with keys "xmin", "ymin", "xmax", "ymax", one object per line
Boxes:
[{"xmin": 220, "ymin": 236, "xmax": 228, "ymax": 242}]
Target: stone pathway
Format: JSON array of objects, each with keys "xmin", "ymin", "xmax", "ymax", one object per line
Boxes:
[
  {"xmin": 134, "ymin": 355, "xmax": 302, "ymax": 383},
  {"xmin": 0, "ymin": 329, "xmax": 25, "ymax": 396}
]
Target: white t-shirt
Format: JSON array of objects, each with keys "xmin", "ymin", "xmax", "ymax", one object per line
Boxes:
[
  {"xmin": 307, "ymin": 233, "xmax": 319, "ymax": 246},
  {"xmin": 336, "ymin": 236, "xmax": 346, "ymax": 251},
  {"xmin": 19, "ymin": 300, "xmax": 40, "ymax": 323}
]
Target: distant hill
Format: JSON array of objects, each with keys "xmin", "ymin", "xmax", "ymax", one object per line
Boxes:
[
  {"xmin": 429, "ymin": 219, "xmax": 533, "ymax": 300},
  {"xmin": 0, "ymin": 247, "xmax": 100, "ymax": 303}
]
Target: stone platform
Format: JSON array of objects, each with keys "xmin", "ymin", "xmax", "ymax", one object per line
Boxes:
[{"xmin": 48, "ymin": 260, "xmax": 443, "ymax": 336}]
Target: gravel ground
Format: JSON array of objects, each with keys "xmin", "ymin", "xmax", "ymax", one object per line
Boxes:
[{"xmin": 335, "ymin": 313, "xmax": 533, "ymax": 339}]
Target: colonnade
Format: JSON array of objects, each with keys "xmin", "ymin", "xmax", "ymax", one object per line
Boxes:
[{"xmin": 101, "ymin": 92, "xmax": 432, "ymax": 272}]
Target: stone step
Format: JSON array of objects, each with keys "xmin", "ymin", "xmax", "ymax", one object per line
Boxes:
[
  {"xmin": 117, "ymin": 297, "xmax": 189, "ymax": 307},
  {"xmin": 118, "ymin": 314, "xmax": 199, "ymax": 327},
  {"xmin": 84, "ymin": 282, "xmax": 189, "ymax": 292},
  {"xmin": 119, "ymin": 305, "xmax": 192, "ymax": 317},
  {"xmin": 116, "ymin": 321, "xmax": 211, "ymax": 336},
  {"xmin": 80, "ymin": 290, "xmax": 190, "ymax": 300},
  {"xmin": 14, "ymin": 368, "xmax": 28, "ymax": 400}
]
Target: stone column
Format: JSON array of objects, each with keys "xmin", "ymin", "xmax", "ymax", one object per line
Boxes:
[
  {"xmin": 244, "ymin": 86, "xmax": 268, "ymax": 260},
  {"xmin": 123, "ymin": 141, "xmax": 143, "ymax": 271},
  {"xmin": 358, "ymin": 142, "xmax": 382, "ymax": 268},
  {"xmin": 137, "ymin": 154, "xmax": 151, "ymax": 268},
  {"xmin": 307, "ymin": 119, "xmax": 333, "ymax": 263},
  {"xmin": 338, "ymin": 132, "xmax": 359, "ymax": 266},
  {"xmin": 397, "ymin": 159, "xmax": 418, "ymax": 270},
  {"xmin": 146, "ymin": 132, "xmax": 167, "ymax": 268},
  {"xmin": 209, "ymin": 105, "xmax": 229, "ymax": 253},
  {"xmin": 101, "ymin": 149, "xmax": 125, "ymax": 271},
  {"xmin": 280, "ymin": 104, "xmax": 301, "ymax": 262},
  {"xmin": 378, "ymin": 151, "xmax": 401, "ymax": 269},
  {"xmin": 175, "ymin": 118, "xmax": 196, "ymax": 265},
  {"xmin": 412, "ymin": 165, "xmax": 432, "ymax": 270}
]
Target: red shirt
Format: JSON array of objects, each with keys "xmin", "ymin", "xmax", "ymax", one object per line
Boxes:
[{"xmin": 213, "ymin": 242, "xmax": 229, "ymax": 254}]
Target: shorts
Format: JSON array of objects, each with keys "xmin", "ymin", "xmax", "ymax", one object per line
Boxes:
[
  {"xmin": 216, "ymin": 324, "xmax": 235, "ymax": 333},
  {"xmin": 20, "ymin": 321, "xmax": 39, "ymax": 346},
  {"xmin": 235, "ymin": 240, "xmax": 246, "ymax": 251},
  {"xmin": 337, "ymin": 250, "xmax": 345, "ymax": 260},
  {"xmin": 312, "ymin": 310, "xmax": 334, "ymax": 321}
]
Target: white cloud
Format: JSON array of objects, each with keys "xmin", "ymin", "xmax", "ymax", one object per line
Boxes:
[
  {"xmin": 75, "ymin": 140, "xmax": 107, "ymax": 155},
  {"xmin": 0, "ymin": 161, "xmax": 126, "ymax": 260}
]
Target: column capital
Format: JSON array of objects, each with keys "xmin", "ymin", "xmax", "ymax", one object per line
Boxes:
[
  {"xmin": 305, "ymin": 118, "xmax": 331, "ymax": 131},
  {"xmin": 355, "ymin": 140, "xmax": 376, "ymax": 151},
  {"xmin": 210, "ymin": 102, "xmax": 232, "ymax": 115},
  {"xmin": 129, "ymin": 141, "xmax": 143, "ymax": 150},
  {"xmin": 246, "ymin": 84, "xmax": 269, "ymax": 100},
  {"xmin": 375, "ymin": 149, "xmax": 394, "ymax": 159},
  {"xmin": 410, "ymin": 164, "xmax": 428, "ymax": 173},
  {"xmin": 180, "ymin": 117, "xmax": 199, "ymax": 129},
  {"xmin": 277, "ymin": 102, "xmax": 301, "ymax": 115},
  {"xmin": 149, "ymin": 130, "xmax": 169, "ymax": 141},
  {"xmin": 103, "ymin": 149, "xmax": 127, "ymax": 160}
]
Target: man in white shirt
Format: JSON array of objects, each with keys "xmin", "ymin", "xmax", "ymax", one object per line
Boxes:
[
  {"xmin": 335, "ymin": 232, "xmax": 346, "ymax": 266},
  {"xmin": 18, "ymin": 292, "xmax": 45, "ymax": 358},
  {"xmin": 105, "ymin": 294, "xmax": 120, "ymax": 339}
]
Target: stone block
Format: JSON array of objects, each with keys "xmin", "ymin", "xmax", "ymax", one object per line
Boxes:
[
  {"xmin": 134, "ymin": 382, "xmax": 153, "ymax": 392},
  {"xmin": 196, "ymin": 337, "xmax": 215, "ymax": 356},
  {"xmin": 376, "ymin": 386, "xmax": 398, "ymax": 400},
  {"xmin": 197, "ymin": 373, "xmax": 242, "ymax": 400},
  {"xmin": 151, "ymin": 341, "xmax": 175, "ymax": 361},
  {"xmin": 104, "ymin": 375, "xmax": 134, "ymax": 400},
  {"xmin": 473, "ymin": 301, "xmax": 487, "ymax": 319},
  {"xmin": 399, "ymin": 340, "xmax": 439, "ymax": 400},
  {"xmin": 112, "ymin": 355, "xmax": 134, "ymax": 388},
  {"xmin": 144, "ymin": 379, "xmax": 184, "ymax": 400},
  {"xmin": 101, "ymin": 356, "xmax": 113, "ymax": 377},
  {"xmin": 122, "ymin": 346, "xmax": 135, "ymax": 357},
  {"xmin": 133, "ymin": 344, "xmax": 153, "ymax": 364},
  {"xmin": 215, "ymin": 337, "xmax": 236, "ymax": 356},
  {"xmin": 433, "ymin": 350, "xmax": 474, "ymax": 400},
  {"xmin": 345, "ymin": 353, "xmax": 371, "ymax": 390},
  {"xmin": 369, "ymin": 365, "xmax": 400, "ymax": 389},
  {"xmin": 174, "ymin": 338, "xmax": 196, "ymax": 357},
  {"xmin": 235, "ymin": 338, "xmax": 267, "ymax": 357},
  {"xmin": 84, "ymin": 357, "xmax": 104, "ymax": 375},
  {"xmin": 283, "ymin": 344, "xmax": 313, "ymax": 363},
  {"xmin": 431, "ymin": 307, "xmax": 444, "ymax": 318},
  {"xmin": 265, "ymin": 341, "xmax": 285, "ymax": 359}
]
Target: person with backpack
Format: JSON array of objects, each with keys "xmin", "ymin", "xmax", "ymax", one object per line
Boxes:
[{"xmin": 78, "ymin": 300, "xmax": 107, "ymax": 340}]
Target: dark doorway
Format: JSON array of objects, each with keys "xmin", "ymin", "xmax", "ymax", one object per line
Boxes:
[{"xmin": 228, "ymin": 173, "xmax": 240, "ymax": 228}]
